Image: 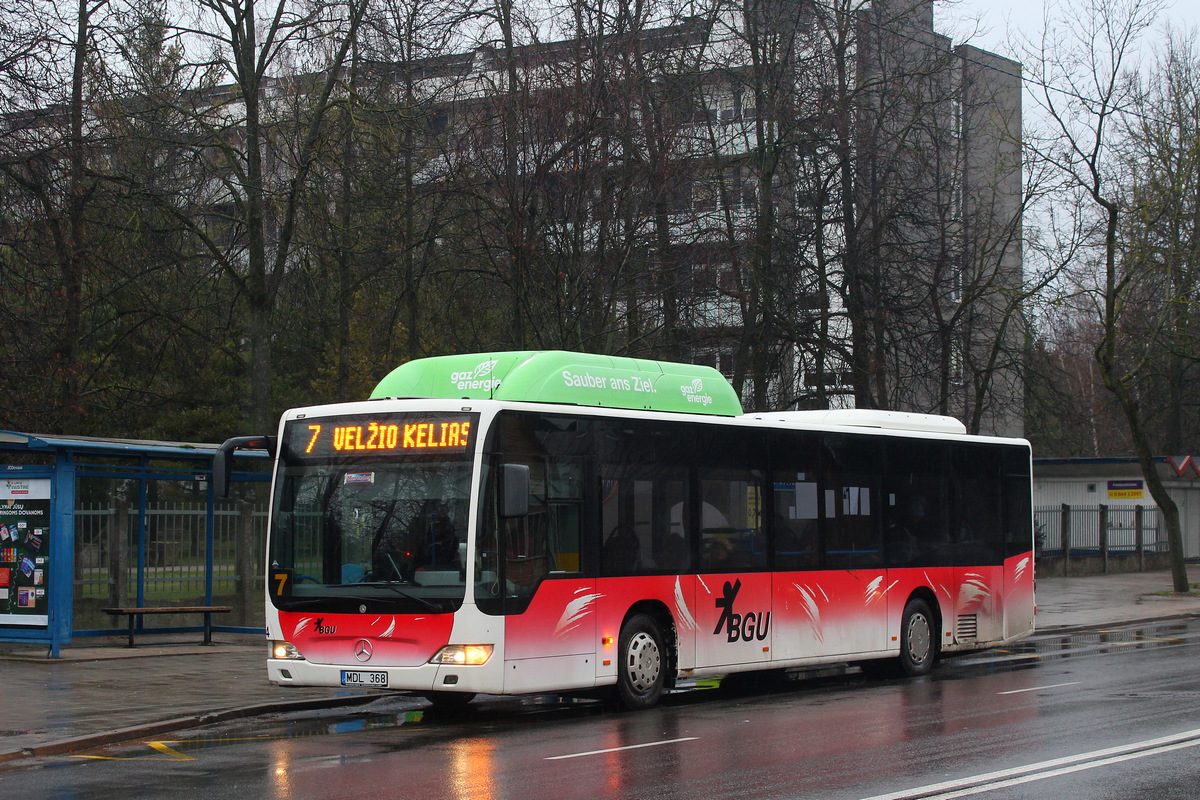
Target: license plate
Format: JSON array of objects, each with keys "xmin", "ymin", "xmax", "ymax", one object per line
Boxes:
[{"xmin": 340, "ymin": 670, "xmax": 388, "ymax": 687}]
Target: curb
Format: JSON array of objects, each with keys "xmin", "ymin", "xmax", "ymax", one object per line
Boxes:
[
  {"xmin": 1031, "ymin": 610, "xmax": 1200, "ymax": 636},
  {"xmin": 0, "ymin": 693, "xmax": 384, "ymax": 769}
]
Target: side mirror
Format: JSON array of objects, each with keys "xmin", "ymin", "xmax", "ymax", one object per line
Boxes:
[
  {"xmin": 213, "ymin": 435, "xmax": 277, "ymax": 498},
  {"xmin": 213, "ymin": 446, "xmax": 232, "ymax": 498},
  {"xmin": 500, "ymin": 463, "xmax": 530, "ymax": 518}
]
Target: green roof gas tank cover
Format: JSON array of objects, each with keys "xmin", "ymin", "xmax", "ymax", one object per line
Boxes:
[{"xmin": 370, "ymin": 350, "xmax": 743, "ymax": 416}]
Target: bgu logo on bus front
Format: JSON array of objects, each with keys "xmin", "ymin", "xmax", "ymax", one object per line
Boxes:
[{"xmin": 713, "ymin": 579, "xmax": 771, "ymax": 643}]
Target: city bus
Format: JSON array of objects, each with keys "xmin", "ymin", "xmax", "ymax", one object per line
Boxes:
[{"xmin": 215, "ymin": 350, "xmax": 1035, "ymax": 710}]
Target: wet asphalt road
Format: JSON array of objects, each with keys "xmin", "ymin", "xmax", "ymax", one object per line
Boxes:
[{"xmin": 5, "ymin": 619, "xmax": 1200, "ymax": 800}]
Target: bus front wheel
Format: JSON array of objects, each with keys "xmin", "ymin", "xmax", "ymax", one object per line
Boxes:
[
  {"xmin": 616, "ymin": 614, "xmax": 665, "ymax": 710},
  {"xmin": 899, "ymin": 598, "xmax": 936, "ymax": 676}
]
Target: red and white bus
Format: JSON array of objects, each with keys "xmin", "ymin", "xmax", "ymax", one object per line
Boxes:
[{"xmin": 217, "ymin": 350, "xmax": 1035, "ymax": 710}]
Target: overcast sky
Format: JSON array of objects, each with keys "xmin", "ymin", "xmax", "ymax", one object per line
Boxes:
[{"xmin": 934, "ymin": 0, "xmax": 1200, "ymax": 59}]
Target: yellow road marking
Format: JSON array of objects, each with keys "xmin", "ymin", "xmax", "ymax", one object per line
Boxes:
[
  {"xmin": 70, "ymin": 709, "xmax": 428, "ymax": 761},
  {"xmin": 148, "ymin": 741, "xmax": 195, "ymax": 760},
  {"xmin": 73, "ymin": 741, "xmax": 195, "ymax": 762}
]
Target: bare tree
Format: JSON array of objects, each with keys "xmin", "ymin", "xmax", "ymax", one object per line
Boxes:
[
  {"xmin": 1022, "ymin": 0, "xmax": 1191, "ymax": 591},
  {"xmin": 278, "ymin": 0, "xmax": 473, "ymax": 405},
  {"xmin": 1120, "ymin": 30, "xmax": 1200, "ymax": 453},
  {"xmin": 0, "ymin": 0, "xmax": 100, "ymax": 429},
  {"xmin": 171, "ymin": 0, "xmax": 366, "ymax": 431}
]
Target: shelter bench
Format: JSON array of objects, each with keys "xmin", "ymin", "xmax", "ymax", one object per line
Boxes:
[{"xmin": 101, "ymin": 605, "xmax": 233, "ymax": 647}]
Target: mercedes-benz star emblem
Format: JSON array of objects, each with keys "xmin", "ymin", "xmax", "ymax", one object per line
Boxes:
[{"xmin": 354, "ymin": 639, "xmax": 373, "ymax": 662}]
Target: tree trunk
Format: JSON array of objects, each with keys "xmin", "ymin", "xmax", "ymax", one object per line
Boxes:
[{"xmin": 1094, "ymin": 198, "xmax": 1189, "ymax": 592}]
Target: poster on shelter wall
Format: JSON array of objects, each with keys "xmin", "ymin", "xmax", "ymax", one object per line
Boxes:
[{"xmin": 0, "ymin": 477, "xmax": 50, "ymax": 627}]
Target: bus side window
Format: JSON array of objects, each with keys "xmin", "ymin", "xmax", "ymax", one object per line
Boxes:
[
  {"xmin": 823, "ymin": 434, "xmax": 883, "ymax": 569},
  {"xmin": 694, "ymin": 424, "xmax": 767, "ymax": 572},
  {"xmin": 1002, "ymin": 445, "xmax": 1033, "ymax": 558},
  {"xmin": 771, "ymin": 430, "xmax": 822, "ymax": 570},
  {"xmin": 596, "ymin": 418, "xmax": 694, "ymax": 577},
  {"xmin": 493, "ymin": 412, "xmax": 589, "ymax": 584},
  {"xmin": 772, "ymin": 477, "xmax": 820, "ymax": 569},
  {"xmin": 600, "ymin": 477, "xmax": 653, "ymax": 575},
  {"xmin": 698, "ymin": 472, "xmax": 765, "ymax": 571},
  {"xmin": 951, "ymin": 443, "xmax": 1005, "ymax": 565},
  {"xmin": 885, "ymin": 439, "xmax": 949, "ymax": 567},
  {"xmin": 600, "ymin": 474, "xmax": 690, "ymax": 575}
]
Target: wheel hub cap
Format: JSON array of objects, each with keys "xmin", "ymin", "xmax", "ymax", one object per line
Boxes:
[
  {"xmin": 626, "ymin": 631, "xmax": 661, "ymax": 692},
  {"xmin": 907, "ymin": 614, "xmax": 932, "ymax": 664}
]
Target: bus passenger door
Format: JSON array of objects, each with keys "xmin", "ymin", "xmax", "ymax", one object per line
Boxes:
[
  {"xmin": 499, "ymin": 507, "xmax": 600, "ymax": 693},
  {"xmin": 482, "ymin": 439, "xmax": 600, "ymax": 693}
]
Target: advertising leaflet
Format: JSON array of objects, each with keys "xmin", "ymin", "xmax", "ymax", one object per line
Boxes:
[{"xmin": 0, "ymin": 477, "xmax": 50, "ymax": 627}]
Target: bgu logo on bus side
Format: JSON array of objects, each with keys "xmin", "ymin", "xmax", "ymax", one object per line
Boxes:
[{"xmin": 713, "ymin": 579, "xmax": 771, "ymax": 642}]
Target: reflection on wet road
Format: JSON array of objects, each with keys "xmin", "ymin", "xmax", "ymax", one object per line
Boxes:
[{"xmin": 6, "ymin": 619, "xmax": 1200, "ymax": 800}]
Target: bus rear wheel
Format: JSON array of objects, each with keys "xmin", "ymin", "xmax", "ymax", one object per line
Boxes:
[
  {"xmin": 616, "ymin": 614, "xmax": 665, "ymax": 710},
  {"xmin": 899, "ymin": 598, "xmax": 936, "ymax": 676}
]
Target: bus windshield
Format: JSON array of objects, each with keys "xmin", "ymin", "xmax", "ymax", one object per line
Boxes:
[{"xmin": 269, "ymin": 431, "xmax": 475, "ymax": 614}]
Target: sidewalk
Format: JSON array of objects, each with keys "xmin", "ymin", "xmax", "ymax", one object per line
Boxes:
[
  {"xmin": 2, "ymin": 570, "xmax": 1198, "ymax": 766},
  {"xmin": 0, "ymin": 634, "xmax": 383, "ymax": 765},
  {"xmin": 1033, "ymin": 569, "xmax": 1200, "ymax": 630}
]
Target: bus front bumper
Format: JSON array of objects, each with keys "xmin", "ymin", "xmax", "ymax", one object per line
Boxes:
[{"xmin": 267, "ymin": 656, "xmax": 503, "ymax": 694}]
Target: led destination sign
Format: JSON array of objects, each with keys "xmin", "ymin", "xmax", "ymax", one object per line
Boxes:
[
  {"xmin": 319, "ymin": 421, "xmax": 470, "ymax": 452},
  {"xmin": 286, "ymin": 413, "xmax": 477, "ymax": 459}
]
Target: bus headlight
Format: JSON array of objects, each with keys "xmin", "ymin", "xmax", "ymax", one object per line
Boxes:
[
  {"xmin": 271, "ymin": 640, "xmax": 305, "ymax": 660},
  {"xmin": 430, "ymin": 644, "xmax": 494, "ymax": 665}
]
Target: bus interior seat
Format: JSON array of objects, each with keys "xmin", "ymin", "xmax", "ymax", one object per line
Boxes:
[{"xmin": 604, "ymin": 527, "xmax": 641, "ymax": 573}]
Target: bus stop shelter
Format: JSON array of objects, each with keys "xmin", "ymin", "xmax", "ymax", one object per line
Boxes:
[{"xmin": 0, "ymin": 431, "xmax": 268, "ymax": 656}]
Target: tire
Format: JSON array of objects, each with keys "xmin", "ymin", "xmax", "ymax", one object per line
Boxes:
[
  {"xmin": 898, "ymin": 598, "xmax": 937, "ymax": 677},
  {"xmin": 615, "ymin": 614, "xmax": 666, "ymax": 710}
]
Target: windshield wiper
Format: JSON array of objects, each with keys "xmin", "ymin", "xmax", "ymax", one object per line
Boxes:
[
  {"xmin": 276, "ymin": 588, "xmax": 442, "ymax": 612},
  {"xmin": 354, "ymin": 581, "xmax": 443, "ymax": 611},
  {"xmin": 274, "ymin": 597, "xmax": 332, "ymax": 609}
]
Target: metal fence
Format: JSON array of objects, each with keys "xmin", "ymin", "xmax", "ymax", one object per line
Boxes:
[
  {"xmin": 1034, "ymin": 504, "xmax": 1166, "ymax": 558},
  {"xmin": 73, "ymin": 501, "xmax": 268, "ymax": 623}
]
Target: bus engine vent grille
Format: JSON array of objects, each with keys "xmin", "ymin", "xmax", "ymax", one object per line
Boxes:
[{"xmin": 956, "ymin": 614, "xmax": 978, "ymax": 642}]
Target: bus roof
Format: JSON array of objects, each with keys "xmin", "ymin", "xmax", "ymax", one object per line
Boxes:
[
  {"xmin": 370, "ymin": 350, "xmax": 745, "ymax": 416},
  {"xmin": 752, "ymin": 409, "xmax": 969, "ymax": 435}
]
